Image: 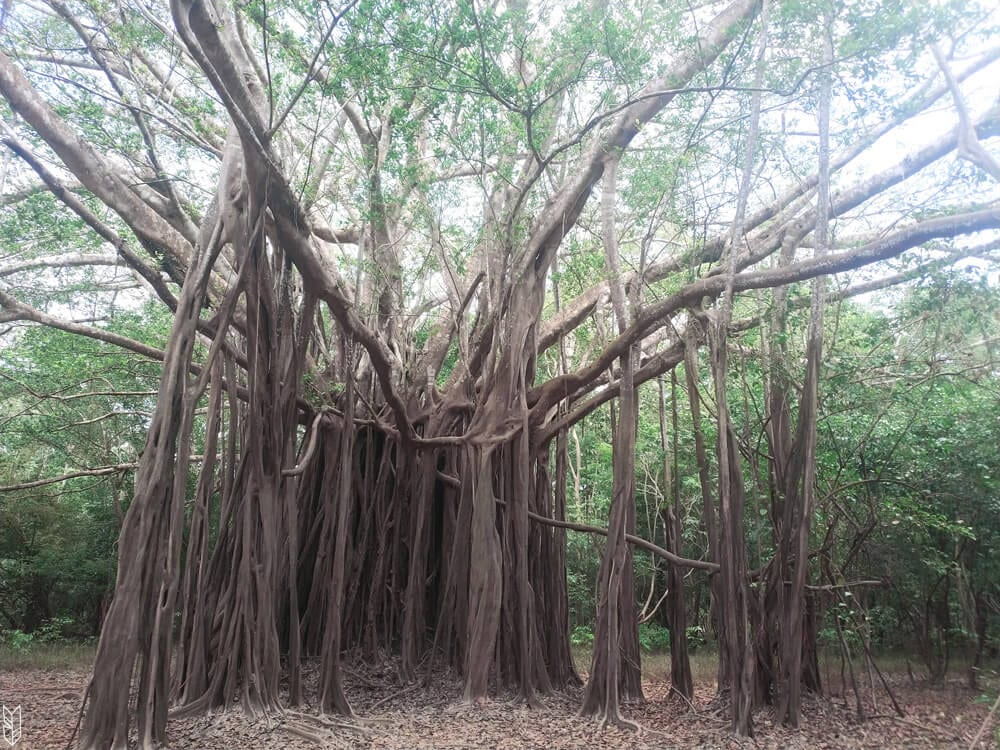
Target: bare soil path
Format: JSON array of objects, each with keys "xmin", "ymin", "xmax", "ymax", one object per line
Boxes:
[{"xmin": 1, "ymin": 659, "xmax": 996, "ymax": 749}]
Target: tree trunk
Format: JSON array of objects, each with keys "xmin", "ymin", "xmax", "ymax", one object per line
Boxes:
[
  {"xmin": 79, "ymin": 218, "xmax": 225, "ymax": 749},
  {"xmin": 661, "ymin": 374, "xmax": 693, "ymax": 700}
]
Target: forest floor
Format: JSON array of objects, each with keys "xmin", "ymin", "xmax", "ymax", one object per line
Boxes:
[{"xmin": 1, "ymin": 649, "xmax": 997, "ymax": 749}]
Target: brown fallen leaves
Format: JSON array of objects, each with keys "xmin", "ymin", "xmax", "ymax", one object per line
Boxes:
[{"xmin": 0, "ymin": 658, "xmax": 996, "ymax": 749}]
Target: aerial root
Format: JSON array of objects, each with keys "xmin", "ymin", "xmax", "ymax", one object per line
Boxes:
[
  {"xmin": 280, "ymin": 710, "xmax": 381, "ymax": 747},
  {"xmin": 585, "ymin": 707, "xmax": 641, "ymax": 732},
  {"xmin": 285, "ymin": 709, "xmax": 377, "ymax": 732},
  {"xmin": 368, "ymin": 681, "xmax": 423, "ymax": 712}
]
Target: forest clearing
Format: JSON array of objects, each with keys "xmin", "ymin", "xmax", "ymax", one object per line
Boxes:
[{"xmin": 1, "ymin": 0, "xmax": 999, "ymax": 747}]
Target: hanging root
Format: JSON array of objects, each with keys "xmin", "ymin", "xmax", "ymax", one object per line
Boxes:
[
  {"xmin": 368, "ymin": 682, "xmax": 422, "ymax": 712},
  {"xmin": 63, "ymin": 680, "xmax": 92, "ymax": 750},
  {"xmin": 280, "ymin": 710, "xmax": 380, "ymax": 748},
  {"xmin": 595, "ymin": 710, "xmax": 640, "ymax": 732}
]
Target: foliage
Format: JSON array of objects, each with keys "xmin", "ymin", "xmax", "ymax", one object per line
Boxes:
[
  {"xmin": 0, "ymin": 308, "xmax": 168, "ymax": 637},
  {"xmin": 638, "ymin": 622, "xmax": 671, "ymax": 653},
  {"xmin": 570, "ymin": 624, "xmax": 594, "ymax": 649}
]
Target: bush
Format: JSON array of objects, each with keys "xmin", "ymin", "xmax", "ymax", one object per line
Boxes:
[
  {"xmin": 35, "ymin": 616, "xmax": 74, "ymax": 643},
  {"xmin": 1, "ymin": 630, "xmax": 34, "ymax": 651},
  {"xmin": 572, "ymin": 623, "xmax": 674, "ymax": 653},
  {"xmin": 638, "ymin": 622, "xmax": 671, "ymax": 653},
  {"xmin": 570, "ymin": 625, "xmax": 594, "ymax": 648},
  {"xmin": 686, "ymin": 624, "xmax": 706, "ymax": 650}
]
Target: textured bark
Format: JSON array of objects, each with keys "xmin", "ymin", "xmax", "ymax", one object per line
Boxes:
[
  {"xmin": 78, "ymin": 219, "xmax": 223, "ymax": 749},
  {"xmin": 579, "ymin": 377, "xmax": 635, "ymax": 725},
  {"xmin": 683, "ymin": 329, "xmax": 725, "ymax": 688},
  {"xmin": 661, "ymin": 373, "xmax": 693, "ymax": 701},
  {"xmin": 463, "ymin": 446, "xmax": 503, "ymax": 702},
  {"xmin": 319, "ymin": 356, "xmax": 354, "ymax": 715},
  {"xmin": 581, "ymin": 155, "xmax": 642, "ymax": 724},
  {"xmin": 545, "ymin": 436, "xmax": 583, "ymax": 686}
]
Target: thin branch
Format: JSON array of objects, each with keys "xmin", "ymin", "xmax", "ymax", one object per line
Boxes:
[
  {"xmin": 495, "ymin": 496, "xmax": 720, "ymax": 573},
  {"xmin": 0, "ymin": 253, "xmax": 120, "ymax": 277},
  {"xmin": 268, "ymin": 0, "xmax": 361, "ymax": 137},
  {"xmin": 933, "ymin": 43, "xmax": 1000, "ymax": 181},
  {"xmin": 0, "ymin": 464, "xmax": 136, "ymax": 492}
]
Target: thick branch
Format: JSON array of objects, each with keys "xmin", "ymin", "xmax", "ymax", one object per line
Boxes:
[
  {"xmin": 517, "ymin": 0, "xmax": 758, "ymax": 283},
  {"xmin": 2, "ymin": 136, "xmax": 179, "ymax": 305},
  {"xmin": 933, "ymin": 43, "xmax": 1000, "ymax": 181},
  {"xmin": 0, "ymin": 464, "xmax": 137, "ymax": 492},
  {"xmin": 532, "ymin": 205, "xmax": 1000, "ymax": 412},
  {"xmin": 0, "ymin": 253, "xmax": 120, "ymax": 278},
  {"xmin": 0, "ymin": 52, "xmax": 194, "ymax": 274},
  {"xmin": 0, "ymin": 289, "xmax": 166, "ymax": 361}
]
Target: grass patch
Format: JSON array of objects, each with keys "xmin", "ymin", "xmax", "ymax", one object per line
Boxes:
[
  {"xmin": 0, "ymin": 641, "xmax": 96, "ymax": 671},
  {"xmin": 572, "ymin": 645, "xmax": 719, "ymax": 688}
]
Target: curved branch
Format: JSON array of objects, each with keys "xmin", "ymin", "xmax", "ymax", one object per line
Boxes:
[
  {"xmin": 515, "ymin": 0, "xmax": 758, "ymax": 285},
  {"xmin": 0, "ymin": 289, "xmax": 167, "ymax": 361},
  {"xmin": 516, "ymin": 503, "xmax": 720, "ymax": 573},
  {"xmin": 537, "ymin": 65, "xmax": 1000, "ymax": 360},
  {"xmin": 2, "ymin": 135, "xmax": 180, "ymax": 307},
  {"xmin": 282, "ymin": 412, "xmax": 325, "ymax": 477},
  {"xmin": 0, "ymin": 52, "xmax": 194, "ymax": 274},
  {"xmin": 933, "ymin": 43, "xmax": 1000, "ymax": 181},
  {"xmin": 531, "ymin": 205, "xmax": 1000, "ymax": 416},
  {"xmin": 171, "ymin": 0, "xmax": 415, "ymax": 441},
  {"xmin": 0, "ymin": 253, "xmax": 120, "ymax": 278},
  {"xmin": 0, "ymin": 464, "xmax": 136, "ymax": 492}
]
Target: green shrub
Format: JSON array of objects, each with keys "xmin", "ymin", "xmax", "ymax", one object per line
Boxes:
[
  {"xmin": 1, "ymin": 630, "xmax": 34, "ymax": 651},
  {"xmin": 570, "ymin": 625, "xmax": 594, "ymax": 648},
  {"xmin": 638, "ymin": 622, "xmax": 671, "ymax": 653},
  {"xmin": 35, "ymin": 616, "xmax": 74, "ymax": 643},
  {"xmin": 686, "ymin": 624, "xmax": 706, "ymax": 650}
]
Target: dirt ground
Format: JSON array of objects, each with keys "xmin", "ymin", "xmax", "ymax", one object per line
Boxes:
[{"xmin": 1, "ymin": 656, "xmax": 997, "ymax": 749}]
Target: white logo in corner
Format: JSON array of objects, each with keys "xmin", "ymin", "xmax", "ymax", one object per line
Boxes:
[{"xmin": 1, "ymin": 704, "xmax": 20, "ymax": 746}]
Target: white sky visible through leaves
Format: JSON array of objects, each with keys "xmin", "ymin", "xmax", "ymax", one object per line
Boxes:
[{"xmin": 0, "ymin": 0, "xmax": 998, "ymax": 335}]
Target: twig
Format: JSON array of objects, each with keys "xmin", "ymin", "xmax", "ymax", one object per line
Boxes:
[
  {"xmin": 368, "ymin": 682, "xmax": 422, "ymax": 712},
  {"xmin": 867, "ymin": 714, "xmax": 961, "ymax": 741},
  {"xmin": 968, "ymin": 691, "xmax": 1000, "ymax": 749},
  {"xmin": 63, "ymin": 679, "xmax": 91, "ymax": 750},
  {"xmin": 669, "ymin": 685, "xmax": 701, "ymax": 715}
]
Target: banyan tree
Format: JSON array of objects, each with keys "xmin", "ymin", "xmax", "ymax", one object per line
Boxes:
[{"xmin": 0, "ymin": 0, "xmax": 998, "ymax": 746}]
